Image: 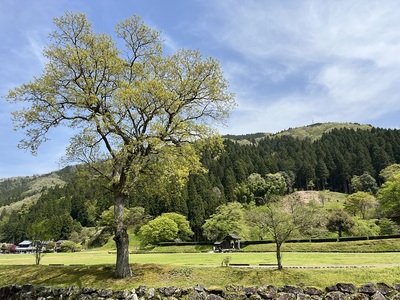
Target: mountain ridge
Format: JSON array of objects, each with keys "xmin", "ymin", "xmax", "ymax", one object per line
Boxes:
[{"xmin": 223, "ymin": 122, "xmax": 373, "ymax": 143}]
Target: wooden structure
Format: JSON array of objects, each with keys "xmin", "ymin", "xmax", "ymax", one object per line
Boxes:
[{"xmin": 213, "ymin": 234, "xmax": 241, "ymax": 252}]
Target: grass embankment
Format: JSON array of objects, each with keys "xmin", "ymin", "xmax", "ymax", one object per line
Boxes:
[
  {"xmin": 1, "ymin": 238, "xmax": 400, "ymax": 290},
  {"xmin": 242, "ymin": 238, "xmax": 400, "ymax": 252},
  {"xmin": 1, "ymin": 263, "xmax": 400, "ymax": 290},
  {"xmin": 150, "ymin": 238, "xmax": 400, "ymax": 253}
]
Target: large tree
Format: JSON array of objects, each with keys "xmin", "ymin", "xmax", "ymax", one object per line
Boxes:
[
  {"xmin": 202, "ymin": 202, "xmax": 248, "ymax": 241},
  {"xmin": 377, "ymin": 173, "xmax": 400, "ymax": 219},
  {"xmin": 138, "ymin": 212, "xmax": 193, "ymax": 245},
  {"xmin": 344, "ymin": 191, "xmax": 377, "ymax": 220},
  {"xmin": 326, "ymin": 208, "xmax": 355, "ymax": 238},
  {"xmin": 7, "ymin": 12, "xmax": 235, "ymax": 278}
]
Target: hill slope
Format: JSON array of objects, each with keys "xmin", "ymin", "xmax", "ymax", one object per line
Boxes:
[
  {"xmin": 0, "ymin": 172, "xmax": 66, "ymax": 215},
  {"xmin": 224, "ymin": 122, "xmax": 373, "ymax": 143},
  {"xmin": 275, "ymin": 122, "xmax": 372, "ymax": 141},
  {"xmin": 0, "ymin": 122, "xmax": 386, "ymax": 214}
]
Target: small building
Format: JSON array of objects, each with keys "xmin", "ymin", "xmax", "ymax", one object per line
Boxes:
[
  {"xmin": 15, "ymin": 240, "xmax": 36, "ymax": 254},
  {"xmin": 213, "ymin": 234, "xmax": 241, "ymax": 252}
]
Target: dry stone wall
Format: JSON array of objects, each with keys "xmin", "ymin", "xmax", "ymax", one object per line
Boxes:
[{"xmin": 1, "ymin": 282, "xmax": 400, "ymax": 300}]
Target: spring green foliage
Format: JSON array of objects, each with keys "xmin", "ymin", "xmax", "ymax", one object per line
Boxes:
[
  {"xmin": 378, "ymin": 218, "xmax": 399, "ymax": 235},
  {"xmin": 98, "ymin": 206, "xmax": 130, "ymax": 228},
  {"xmin": 326, "ymin": 208, "xmax": 355, "ymax": 238},
  {"xmin": 352, "ymin": 218, "xmax": 380, "ymax": 237},
  {"xmin": 247, "ymin": 195, "xmax": 319, "ymax": 269},
  {"xmin": 234, "ymin": 172, "xmax": 288, "ymax": 205},
  {"xmin": 28, "ymin": 220, "xmax": 53, "ymax": 265},
  {"xmin": 98, "ymin": 205, "xmax": 151, "ymax": 233},
  {"xmin": 138, "ymin": 213, "xmax": 192, "ymax": 245},
  {"xmin": 6, "ymin": 11, "xmax": 235, "ymax": 278},
  {"xmin": 379, "ymin": 164, "xmax": 400, "ymax": 182},
  {"xmin": 344, "ymin": 191, "xmax": 378, "ymax": 219},
  {"xmin": 161, "ymin": 213, "xmax": 194, "ymax": 241},
  {"xmin": 138, "ymin": 217, "xmax": 178, "ymax": 246},
  {"xmin": 3, "ymin": 126, "xmax": 400, "ymax": 257},
  {"xmin": 202, "ymin": 202, "xmax": 248, "ymax": 241},
  {"xmin": 59, "ymin": 240, "xmax": 81, "ymax": 252},
  {"xmin": 378, "ymin": 173, "xmax": 400, "ymax": 219}
]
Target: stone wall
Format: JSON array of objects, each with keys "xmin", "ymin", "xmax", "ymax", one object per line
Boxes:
[{"xmin": 1, "ymin": 282, "xmax": 400, "ymax": 300}]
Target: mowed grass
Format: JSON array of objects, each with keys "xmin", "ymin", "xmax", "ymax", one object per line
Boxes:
[
  {"xmin": 242, "ymin": 238, "xmax": 400, "ymax": 252},
  {"xmin": 1, "ymin": 251, "xmax": 400, "ymax": 289},
  {"xmin": 1, "ymin": 263, "xmax": 400, "ymax": 290},
  {"xmin": 3, "ymin": 251, "xmax": 400, "ymax": 267}
]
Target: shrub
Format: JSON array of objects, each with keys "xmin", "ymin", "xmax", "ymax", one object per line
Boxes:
[{"xmin": 59, "ymin": 240, "xmax": 80, "ymax": 252}]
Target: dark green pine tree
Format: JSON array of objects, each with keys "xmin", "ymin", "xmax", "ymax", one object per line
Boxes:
[
  {"xmin": 222, "ymin": 167, "xmax": 237, "ymax": 201},
  {"xmin": 315, "ymin": 158, "xmax": 329, "ymax": 190},
  {"xmin": 186, "ymin": 176, "xmax": 206, "ymax": 241},
  {"xmin": 370, "ymin": 143, "xmax": 393, "ymax": 176}
]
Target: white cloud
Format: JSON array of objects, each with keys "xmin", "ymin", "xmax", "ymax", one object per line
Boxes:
[{"xmin": 199, "ymin": 0, "xmax": 400, "ymax": 133}]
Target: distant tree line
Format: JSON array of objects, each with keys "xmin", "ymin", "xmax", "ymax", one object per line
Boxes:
[{"xmin": 1, "ymin": 127, "xmax": 400, "ymax": 244}]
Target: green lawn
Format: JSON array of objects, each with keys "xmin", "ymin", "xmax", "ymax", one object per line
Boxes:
[
  {"xmin": 0, "ymin": 251, "xmax": 400, "ymax": 267},
  {"xmin": 2, "ymin": 251, "xmax": 400, "ymax": 267},
  {"xmin": 1, "ymin": 251, "xmax": 400, "ymax": 289}
]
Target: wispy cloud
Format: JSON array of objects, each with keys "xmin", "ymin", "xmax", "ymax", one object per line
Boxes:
[
  {"xmin": 3, "ymin": 0, "xmax": 400, "ymax": 176},
  {"xmin": 200, "ymin": 0, "xmax": 400, "ymax": 133}
]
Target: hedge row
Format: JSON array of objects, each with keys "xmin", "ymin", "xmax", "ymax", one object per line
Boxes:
[{"xmin": 157, "ymin": 234, "xmax": 400, "ymax": 247}]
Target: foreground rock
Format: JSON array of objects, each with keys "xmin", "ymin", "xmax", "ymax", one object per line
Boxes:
[{"xmin": 1, "ymin": 282, "xmax": 400, "ymax": 299}]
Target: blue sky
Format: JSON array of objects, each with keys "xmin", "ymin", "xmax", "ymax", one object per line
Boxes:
[{"xmin": 2, "ymin": 0, "xmax": 400, "ymax": 178}]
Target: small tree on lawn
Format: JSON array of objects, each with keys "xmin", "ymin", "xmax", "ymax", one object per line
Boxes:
[
  {"xmin": 248, "ymin": 195, "xmax": 318, "ymax": 269},
  {"xmin": 27, "ymin": 220, "xmax": 52, "ymax": 265}
]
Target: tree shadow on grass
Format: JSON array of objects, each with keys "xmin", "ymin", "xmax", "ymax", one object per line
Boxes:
[{"xmin": 3, "ymin": 263, "xmax": 168, "ymax": 290}]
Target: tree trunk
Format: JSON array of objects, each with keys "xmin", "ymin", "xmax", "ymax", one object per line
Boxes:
[
  {"xmin": 114, "ymin": 193, "xmax": 132, "ymax": 278},
  {"xmin": 276, "ymin": 242, "xmax": 283, "ymax": 270},
  {"xmin": 35, "ymin": 251, "xmax": 41, "ymax": 265}
]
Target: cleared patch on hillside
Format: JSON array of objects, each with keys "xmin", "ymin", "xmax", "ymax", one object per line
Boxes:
[
  {"xmin": 0, "ymin": 172, "xmax": 66, "ymax": 215},
  {"xmin": 275, "ymin": 122, "xmax": 372, "ymax": 141},
  {"xmin": 290, "ymin": 190, "xmax": 346, "ymax": 207}
]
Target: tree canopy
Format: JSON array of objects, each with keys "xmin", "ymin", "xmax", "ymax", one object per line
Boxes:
[
  {"xmin": 138, "ymin": 213, "xmax": 192, "ymax": 245},
  {"xmin": 248, "ymin": 195, "xmax": 318, "ymax": 269},
  {"xmin": 326, "ymin": 208, "xmax": 355, "ymax": 238},
  {"xmin": 6, "ymin": 12, "xmax": 235, "ymax": 278},
  {"xmin": 202, "ymin": 202, "xmax": 248, "ymax": 241}
]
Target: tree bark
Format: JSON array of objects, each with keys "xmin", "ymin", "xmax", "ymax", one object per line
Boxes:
[
  {"xmin": 114, "ymin": 193, "xmax": 132, "ymax": 278},
  {"xmin": 276, "ymin": 242, "xmax": 283, "ymax": 270}
]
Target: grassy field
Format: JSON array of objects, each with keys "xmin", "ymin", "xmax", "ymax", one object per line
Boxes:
[
  {"xmin": 242, "ymin": 238, "xmax": 400, "ymax": 252},
  {"xmin": 150, "ymin": 238, "xmax": 400, "ymax": 253},
  {"xmin": 1, "ymin": 264, "xmax": 400, "ymax": 290},
  {"xmin": 3, "ymin": 251, "xmax": 400, "ymax": 267},
  {"xmin": 1, "ymin": 251, "xmax": 400, "ymax": 290}
]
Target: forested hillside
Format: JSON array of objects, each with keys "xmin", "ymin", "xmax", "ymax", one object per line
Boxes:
[{"xmin": 1, "ymin": 123, "xmax": 400, "ymax": 244}]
